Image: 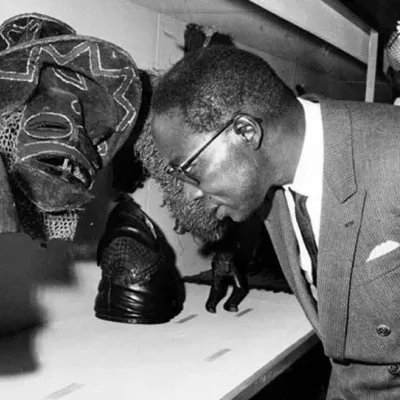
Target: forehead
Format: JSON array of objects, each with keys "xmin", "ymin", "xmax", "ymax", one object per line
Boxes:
[{"xmin": 151, "ymin": 110, "xmax": 203, "ymax": 162}]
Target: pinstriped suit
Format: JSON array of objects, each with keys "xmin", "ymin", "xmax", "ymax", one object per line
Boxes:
[{"xmin": 263, "ymin": 97, "xmax": 400, "ymax": 397}]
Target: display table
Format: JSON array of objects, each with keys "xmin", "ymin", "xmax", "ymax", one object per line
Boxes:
[{"xmin": 0, "ymin": 262, "xmax": 315, "ymax": 400}]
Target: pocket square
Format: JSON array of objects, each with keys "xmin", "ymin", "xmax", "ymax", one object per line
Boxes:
[{"xmin": 366, "ymin": 240, "xmax": 400, "ymax": 262}]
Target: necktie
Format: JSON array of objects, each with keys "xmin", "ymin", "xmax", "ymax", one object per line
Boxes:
[{"xmin": 290, "ymin": 189, "xmax": 318, "ymax": 285}]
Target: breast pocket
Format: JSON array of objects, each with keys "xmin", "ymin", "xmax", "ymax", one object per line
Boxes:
[{"xmin": 354, "ymin": 244, "xmax": 400, "ymax": 285}]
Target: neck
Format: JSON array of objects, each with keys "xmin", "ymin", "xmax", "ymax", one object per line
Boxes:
[{"xmin": 266, "ymin": 98, "xmax": 306, "ymax": 187}]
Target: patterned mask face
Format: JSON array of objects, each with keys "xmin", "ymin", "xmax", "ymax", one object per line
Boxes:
[
  {"xmin": 0, "ymin": 13, "xmax": 142, "ymax": 240},
  {"xmin": 12, "ymin": 70, "xmax": 98, "ymax": 212}
]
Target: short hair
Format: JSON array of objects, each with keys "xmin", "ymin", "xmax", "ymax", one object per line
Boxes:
[{"xmin": 152, "ymin": 45, "xmax": 296, "ymax": 133}]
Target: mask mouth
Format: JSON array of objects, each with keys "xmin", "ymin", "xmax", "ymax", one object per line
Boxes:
[
  {"xmin": 32, "ymin": 153, "xmax": 91, "ymax": 188},
  {"xmin": 11, "ymin": 150, "xmax": 96, "ymax": 212},
  {"xmin": 17, "ymin": 140, "xmax": 99, "ymax": 184}
]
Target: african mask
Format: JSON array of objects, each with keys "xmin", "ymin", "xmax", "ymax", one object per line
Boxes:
[{"xmin": 0, "ymin": 13, "xmax": 142, "ymax": 241}]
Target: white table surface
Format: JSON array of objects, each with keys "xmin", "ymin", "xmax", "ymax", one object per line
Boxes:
[{"xmin": 0, "ymin": 262, "xmax": 314, "ymax": 400}]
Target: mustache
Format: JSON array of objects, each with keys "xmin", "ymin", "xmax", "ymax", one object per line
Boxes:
[{"xmin": 134, "ymin": 120, "xmax": 229, "ymax": 242}]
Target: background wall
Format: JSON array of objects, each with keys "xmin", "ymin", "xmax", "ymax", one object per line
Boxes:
[{"xmin": 0, "ymin": 0, "xmax": 392, "ymax": 335}]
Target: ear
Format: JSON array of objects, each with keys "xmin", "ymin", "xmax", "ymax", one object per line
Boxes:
[{"xmin": 233, "ymin": 114, "xmax": 263, "ymax": 149}]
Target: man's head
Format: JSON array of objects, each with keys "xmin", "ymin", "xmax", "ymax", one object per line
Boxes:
[
  {"xmin": 135, "ymin": 117, "xmax": 231, "ymax": 242},
  {"xmin": 146, "ymin": 46, "xmax": 304, "ymax": 238}
]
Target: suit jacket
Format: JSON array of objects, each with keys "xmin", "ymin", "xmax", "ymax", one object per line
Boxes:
[{"xmin": 264, "ymin": 96, "xmax": 400, "ymax": 364}]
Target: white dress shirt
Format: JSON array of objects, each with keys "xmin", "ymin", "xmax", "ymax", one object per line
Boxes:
[{"xmin": 283, "ymin": 97, "xmax": 324, "ymax": 299}]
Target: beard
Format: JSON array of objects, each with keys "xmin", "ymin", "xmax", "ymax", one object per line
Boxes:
[{"xmin": 134, "ymin": 120, "xmax": 230, "ymax": 243}]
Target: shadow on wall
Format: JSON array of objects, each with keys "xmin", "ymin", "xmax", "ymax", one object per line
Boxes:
[
  {"xmin": 0, "ymin": 233, "xmax": 77, "ymax": 375},
  {"xmin": 70, "ymin": 166, "xmax": 118, "ymax": 262}
]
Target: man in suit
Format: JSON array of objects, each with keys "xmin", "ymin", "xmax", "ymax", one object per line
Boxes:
[{"xmin": 147, "ymin": 45, "xmax": 400, "ymax": 398}]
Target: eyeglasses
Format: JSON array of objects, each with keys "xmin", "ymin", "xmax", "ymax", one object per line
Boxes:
[{"xmin": 165, "ymin": 113, "xmax": 262, "ymax": 186}]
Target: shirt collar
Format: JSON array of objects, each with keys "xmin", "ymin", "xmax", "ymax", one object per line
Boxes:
[{"xmin": 284, "ymin": 97, "xmax": 324, "ymax": 198}]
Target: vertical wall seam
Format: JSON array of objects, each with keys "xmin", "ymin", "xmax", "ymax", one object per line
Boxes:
[{"xmin": 154, "ymin": 12, "xmax": 161, "ymax": 69}]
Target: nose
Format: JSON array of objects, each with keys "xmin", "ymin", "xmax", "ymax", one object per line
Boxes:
[{"xmin": 183, "ymin": 182, "xmax": 204, "ymax": 201}]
